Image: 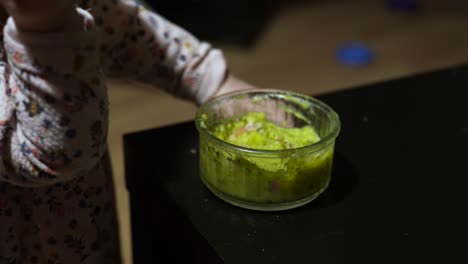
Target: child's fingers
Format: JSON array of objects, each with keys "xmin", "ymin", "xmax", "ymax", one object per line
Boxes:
[{"xmin": 210, "ymin": 91, "xmax": 296, "ymax": 128}]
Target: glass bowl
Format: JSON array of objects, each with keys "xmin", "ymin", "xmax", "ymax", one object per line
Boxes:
[{"xmin": 195, "ymin": 89, "xmax": 340, "ymax": 211}]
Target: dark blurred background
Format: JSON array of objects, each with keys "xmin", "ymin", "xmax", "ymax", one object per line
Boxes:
[{"xmin": 141, "ymin": 0, "xmax": 274, "ymax": 46}]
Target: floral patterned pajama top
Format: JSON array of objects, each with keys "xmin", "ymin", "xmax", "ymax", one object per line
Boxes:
[{"xmin": 0, "ymin": 0, "xmax": 227, "ymax": 263}]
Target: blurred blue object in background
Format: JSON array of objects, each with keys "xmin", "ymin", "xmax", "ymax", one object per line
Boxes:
[{"xmin": 336, "ymin": 42, "xmax": 374, "ymax": 68}]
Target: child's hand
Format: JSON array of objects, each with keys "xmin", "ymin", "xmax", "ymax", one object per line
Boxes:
[
  {"xmin": 212, "ymin": 74, "xmax": 256, "ymax": 98},
  {"xmin": 211, "ymin": 75, "xmax": 295, "ymax": 127},
  {"xmin": 0, "ymin": 0, "xmax": 82, "ymax": 32}
]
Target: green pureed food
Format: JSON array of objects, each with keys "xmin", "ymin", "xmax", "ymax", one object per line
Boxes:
[
  {"xmin": 213, "ymin": 112, "xmax": 320, "ymax": 150},
  {"xmin": 199, "ymin": 112, "xmax": 334, "ymax": 206}
]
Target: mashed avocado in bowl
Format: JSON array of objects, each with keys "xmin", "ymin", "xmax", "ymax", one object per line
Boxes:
[{"xmin": 196, "ymin": 90, "xmax": 340, "ymax": 211}]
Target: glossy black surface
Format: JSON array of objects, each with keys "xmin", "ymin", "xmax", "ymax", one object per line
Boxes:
[{"xmin": 125, "ymin": 65, "xmax": 468, "ymax": 263}]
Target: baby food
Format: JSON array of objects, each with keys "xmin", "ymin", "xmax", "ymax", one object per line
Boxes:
[{"xmin": 199, "ymin": 112, "xmax": 334, "ymax": 206}]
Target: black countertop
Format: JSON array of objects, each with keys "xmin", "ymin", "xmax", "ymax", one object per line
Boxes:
[{"xmin": 124, "ymin": 65, "xmax": 468, "ymax": 263}]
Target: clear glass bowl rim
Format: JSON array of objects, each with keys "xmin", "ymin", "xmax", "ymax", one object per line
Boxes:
[{"xmin": 195, "ymin": 89, "xmax": 341, "ymax": 156}]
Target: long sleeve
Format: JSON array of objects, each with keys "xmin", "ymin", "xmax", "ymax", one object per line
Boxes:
[
  {"xmin": 77, "ymin": 0, "xmax": 227, "ymax": 104},
  {"xmin": 0, "ymin": 9, "xmax": 108, "ymax": 187}
]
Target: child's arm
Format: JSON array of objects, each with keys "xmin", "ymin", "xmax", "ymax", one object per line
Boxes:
[
  {"xmin": 0, "ymin": 4, "xmax": 109, "ymax": 186},
  {"xmin": 78, "ymin": 0, "xmax": 252, "ymax": 104}
]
